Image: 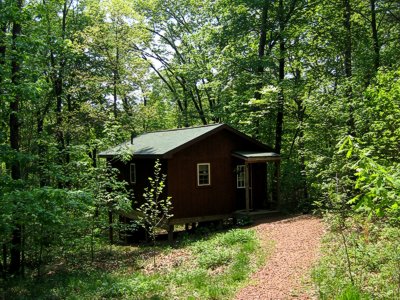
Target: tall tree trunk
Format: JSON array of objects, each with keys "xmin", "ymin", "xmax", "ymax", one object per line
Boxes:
[
  {"xmin": 0, "ymin": 0, "xmax": 6, "ymax": 84},
  {"xmin": 370, "ymin": 0, "xmax": 380, "ymax": 73},
  {"xmin": 297, "ymin": 100, "xmax": 308, "ymax": 202},
  {"xmin": 253, "ymin": 0, "xmax": 269, "ymax": 137},
  {"xmin": 65, "ymin": 94, "xmax": 72, "ymax": 164},
  {"xmin": 113, "ymin": 26, "xmax": 120, "ymax": 118},
  {"xmin": 55, "ymin": 70, "xmax": 65, "ymax": 162},
  {"xmin": 2, "ymin": 245, "xmax": 6, "ymax": 278},
  {"xmin": 108, "ymin": 211, "xmax": 114, "ymax": 244},
  {"xmin": 255, "ymin": 0, "xmax": 269, "ymax": 99},
  {"xmin": 113, "ymin": 61, "xmax": 118, "ymax": 118},
  {"xmin": 37, "ymin": 96, "xmax": 52, "ymax": 187},
  {"xmin": 9, "ymin": 0, "xmax": 23, "ymax": 276},
  {"xmin": 37, "ymin": 114, "xmax": 46, "ymax": 187},
  {"xmin": 275, "ymin": 0, "xmax": 285, "ymax": 155},
  {"xmin": 343, "ymin": 0, "xmax": 355, "ymax": 136},
  {"xmin": 178, "ymin": 77, "xmax": 207, "ymax": 125},
  {"xmin": 0, "ymin": 0, "xmax": 7, "ymax": 277},
  {"xmin": 272, "ymin": 0, "xmax": 285, "ymax": 207},
  {"xmin": 183, "ymin": 96, "xmax": 189, "ymax": 127},
  {"xmin": 54, "ymin": 0, "xmax": 68, "ymax": 167},
  {"xmin": 289, "ymin": 70, "xmax": 309, "ymax": 205}
]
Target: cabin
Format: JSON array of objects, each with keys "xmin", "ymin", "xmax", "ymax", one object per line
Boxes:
[{"xmin": 98, "ymin": 123, "xmax": 280, "ymax": 240}]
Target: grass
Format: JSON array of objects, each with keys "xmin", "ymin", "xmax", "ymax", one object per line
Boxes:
[
  {"xmin": 2, "ymin": 227, "xmax": 271, "ymax": 300},
  {"xmin": 312, "ymin": 216, "xmax": 400, "ymax": 300}
]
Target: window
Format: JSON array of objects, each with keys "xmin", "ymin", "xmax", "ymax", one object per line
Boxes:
[
  {"xmin": 197, "ymin": 163, "xmax": 210, "ymax": 186},
  {"xmin": 130, "ymin": 163, "xmax": 136, "ymax": 184},
  {"xmin": 237, "ymin": 165, "xmax": 245, "ymax": 188}
]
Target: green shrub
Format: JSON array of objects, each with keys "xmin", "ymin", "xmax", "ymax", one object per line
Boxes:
[
  {"xmin": 313, "ymin": 218, "xmax": 400, "ymax": 299},
  {"xmin": 197, "ymin": 247, "xmax": 233, "ymax": 269},
  {"xmin": 336, "ymin": 285, "xmax": 368, "ymax": 300}
]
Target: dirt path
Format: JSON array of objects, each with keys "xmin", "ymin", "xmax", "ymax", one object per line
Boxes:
[{"xmin": 235, "ymin": 215, "xmax": 325, "ymax": 300}]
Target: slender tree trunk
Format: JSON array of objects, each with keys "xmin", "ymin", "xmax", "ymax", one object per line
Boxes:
[
  {"xmin": 2, "ymin": 245, "xmax": 6, "ymax": 278},
  {"xmin": 9, "ymin": 0, "xmax": 23, "ymax": 276},
  {"xmin": 179, "ymin": 77, "xmax": 207, "ymax": 125},
  {"xmin": 193, "ymin": 85, "xmax": 207, "ymax": 125},
  {"xmin": 38, "ymin": 226, "xmax": 44, "ymax": 277},
  {"xmin": 37, "ymin": 116, "xmax": 46, "ymax": 187},
  {"xmin": 91, "ymin": 148, "xmax": 97, "ymax": 168},
  {"xmin": 113, "ymin": 26, "xmax": 120, "ymax": 118},
  {"xmin": 183, "ymin": 97, "xmax": 189, "ymax": 127},
  {"xmin": 275, "ymin": 0, "xmax": 285, "ymax": 155},
  {"xmin": 0, "ymin": 1, "xmax": 8, "ymax": 277},
  {"xmin": 141, "ymin": 55, "xmax": 188, "ymax": 126},
  {"xmin": 272, "ymin": 0, "xmax": 286, "ymax": 207},
  {"xmin": 55, "ymin": 69, "xmax": 64, "ymax": 157},
  {"xmin": 297, "ymin": 102, "xmax": 308, "ymax": 202},
  {"xmin": 253, "ymin": 0, "xmax": 269, "ymax": 137},
  {"xmin": 0, "ymin": 0, "xmax": 6, "ymax": 84},
  {"xmin": 254, "ymin": 0, "xmax": 269, "ymax": 100},
  {"xmin": 370, "ymin": 0, "xmax": 380, "ymax": 73},
  {"xmin": 108, "ymin": 210, "xmax": 114, "ymax": 244},
  {"xmin": 113, "ymin": 66, "xmax": 118, "ymax": 118},
  {"xmin": 54, "ymin": 0, "xmax": 68, "ymax": 167},
  {"xmin": 343, "ymin": 0, "xmax": 355, "ymax": 136},
  {"xmin": 65, "ymin": 94, "xmax": 72, "ymax": 164},
  {"xmin": 36, "ymin": 97, "xmax": 52, "ymax": 186}
]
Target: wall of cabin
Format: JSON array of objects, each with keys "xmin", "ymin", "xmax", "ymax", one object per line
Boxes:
[
  {"xmin": 167, "ymin": 129, "xmax": 268, "ymax": 219},
  {"xmin": 109, "ymin": 158, "xmax": 168, "ymax": 207},
  {"xmin": 108, "ymin": 128, "xmax": 271, "ymax": 221}
]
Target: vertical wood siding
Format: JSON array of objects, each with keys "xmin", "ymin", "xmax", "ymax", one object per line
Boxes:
[
  {"xmin": 167, "ymin": 129, "xmax": 267, "ymax": 219},
  {"xmin": 111, "ymin": 128, "xmax": 270, "ymax": 220}
]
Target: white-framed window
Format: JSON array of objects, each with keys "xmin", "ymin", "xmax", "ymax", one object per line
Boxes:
[
  {"xmin": 237, "ymin": 165, "xmax": 245, "ymax": 188},
  {"xmin": 130, "ymin": 163, "xmax": 136, "ymax": 184},
  {"xmin": 197, "ymin": 163, "xmax": 210, "ymax": 186}
]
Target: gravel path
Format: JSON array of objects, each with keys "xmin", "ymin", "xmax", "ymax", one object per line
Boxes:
[{"xmin": 235, "ymin": 214, "xmax": 325, "ymax": 300}]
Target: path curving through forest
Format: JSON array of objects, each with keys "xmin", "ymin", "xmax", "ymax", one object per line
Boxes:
[{"xmin": 235, "ymin": 215, "xmax": 325, "ymax": 300}]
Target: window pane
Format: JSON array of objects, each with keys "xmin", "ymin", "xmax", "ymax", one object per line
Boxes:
[
  {"xmin": 197, "ymin": 164, "xmax": 210, "ymax": 186},
  {"xmin": 237, "ymin": 165, "xmax": 245, "ymax": 188}
]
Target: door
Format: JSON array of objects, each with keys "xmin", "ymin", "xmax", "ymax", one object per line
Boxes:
[
  {"xmin": 251, "ymin": 163, "xmax": 267, "ymax": 209},
  {"xmin": 235, "ymin": 163, "xmax": 253, "ymax": 210}
]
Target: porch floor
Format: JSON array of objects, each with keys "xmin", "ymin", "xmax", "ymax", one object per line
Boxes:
[{"xmin": 233, "ymin": 209, "xmax": 281, "ymax": 221}]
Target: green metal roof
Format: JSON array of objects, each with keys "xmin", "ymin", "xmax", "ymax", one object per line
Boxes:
[
  {"xmin": 99, "ymin": 124, "xmax": 225, "ymax": 158},
  {"xmin": 232, "ymin": 151, "xmax": 280, "ymax": 162}
]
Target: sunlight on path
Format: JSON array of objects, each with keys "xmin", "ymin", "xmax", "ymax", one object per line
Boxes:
[{"xmin": 235, "ymin": 215, "xmax": 325, "ymax": 300}]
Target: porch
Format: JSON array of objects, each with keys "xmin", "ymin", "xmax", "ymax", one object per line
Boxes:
[{"xmin": 232, "ymin": 151, "xmax": 281, "ymax": 213}]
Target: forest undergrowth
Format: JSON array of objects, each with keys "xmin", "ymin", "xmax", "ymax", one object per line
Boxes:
[
  {"xmin": 1, "ymin": 227, "xmax": 269, "ymax": 300},
  {"xmin": 314, "ymin": 216, "xmax": 400, "ymax": 299}
]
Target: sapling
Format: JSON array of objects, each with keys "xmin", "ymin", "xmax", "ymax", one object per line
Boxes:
[{"xmin": 137, "ymin": 160, "xmax": 173, "ymax": 265}]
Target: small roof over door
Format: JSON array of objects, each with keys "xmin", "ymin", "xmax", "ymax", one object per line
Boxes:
[{"xmin": 232, "ymin": 151, "xmax": 280, "ymax": 162}]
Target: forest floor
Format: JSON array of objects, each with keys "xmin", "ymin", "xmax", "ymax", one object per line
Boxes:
[
  {"xmin": 235, "ymin": 214, "xmax": 325, "ymax": 300},
  {"xmin": 3, "ymin": 214, "xmax": 325, "ymax": 300}
]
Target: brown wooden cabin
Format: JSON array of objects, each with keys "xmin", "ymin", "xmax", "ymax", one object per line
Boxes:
[{"xmin": 98, "ymin": 124, "xmax": 280, "ymax": 240}]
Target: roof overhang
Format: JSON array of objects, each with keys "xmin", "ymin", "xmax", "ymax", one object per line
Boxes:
[{"xmin": 232, "ymin": 151, "xmax": 281, "ymax": 163}]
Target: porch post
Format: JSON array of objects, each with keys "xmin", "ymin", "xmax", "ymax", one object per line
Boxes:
[
  {"xmin": 245, "ymin": 162, "xmax": 250, "ymax": 213},
  {"xmin": 275, "ymin": 160, "xmax": 281, "ymax": 208},
  {"xmin": 168, "ymin": 224, "xmax": 174, "ymax": 243}
]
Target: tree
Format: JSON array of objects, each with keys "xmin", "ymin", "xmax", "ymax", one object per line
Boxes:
[
  {"xmin": 137, "ymin": 160, "xmax": 173, "ymax": 262},
  {"xmin": 8, "ymin": 0, "xmax": 23, "ymax": 276},
  {"xmin": 81, "ymin": 0, "xmax": 150, "ymax": 119}
]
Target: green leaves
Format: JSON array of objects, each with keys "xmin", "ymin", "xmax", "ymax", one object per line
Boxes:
[
  {"xmin": 338, "ymin": 135, "xmax": 354, "ymax": 159},
  {"xmin": 0, "ymin": 186, "xmax": 94, "ymax": 261},
  {"xmin": 352, "ymin": 155, "xmax": 400, "ymax": 220},
  {"xmin": 137, "ymin": 159, "xmax": 173, "ymax": 243}
]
